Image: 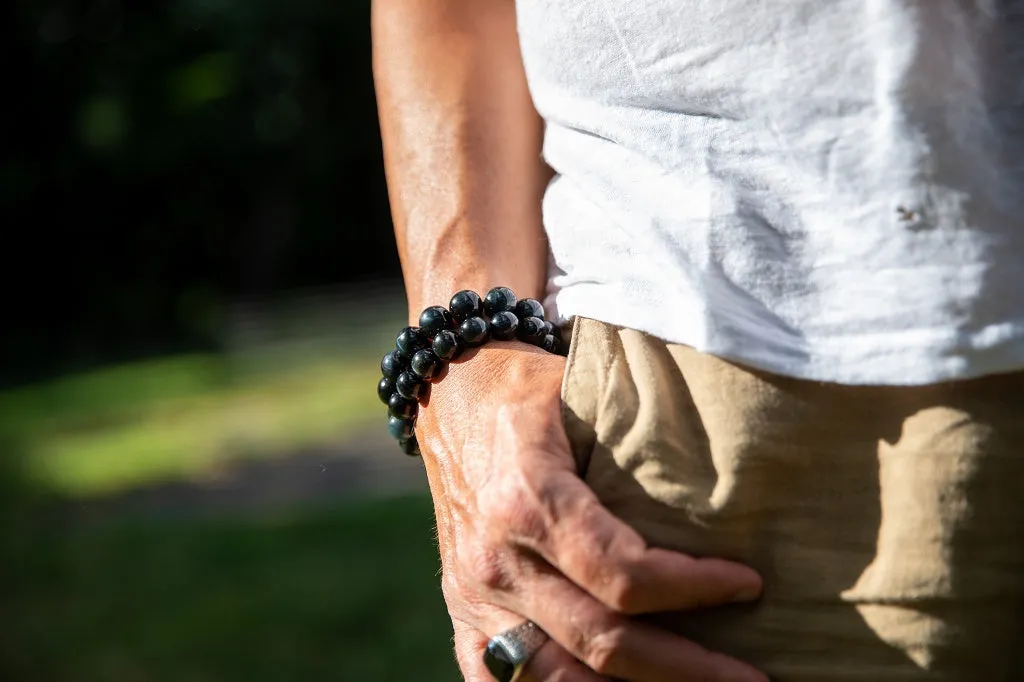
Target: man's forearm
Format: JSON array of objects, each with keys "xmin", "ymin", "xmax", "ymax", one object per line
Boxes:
[{"xmin": 372, "ymin": 0, "xmax": 550, "ymax": 322}]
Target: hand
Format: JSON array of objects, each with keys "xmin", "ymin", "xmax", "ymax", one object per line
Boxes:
[{"xmin": 415, "ymin": 341, "xmax": 768, "ymax": 682}]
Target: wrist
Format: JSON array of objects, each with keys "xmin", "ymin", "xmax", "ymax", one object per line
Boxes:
[
  {"xmin": 407, "ymin": 274, "xmax": 547, "ymax": 326},
  {"xmin": 415, "ymin": 342, "xmax": 567, "ymax": 458},
  {"xmin": 400, "ymin": 223, "xmax": 548, "ymax": 325},
  {"xmin": 377, "ymin": 286, "xmax": 566, "ymax": 457}
]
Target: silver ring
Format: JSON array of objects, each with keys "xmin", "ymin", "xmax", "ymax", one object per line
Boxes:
[{"xmin": 483, "ymin": 621, "xmax": 549, "ymax": 682}]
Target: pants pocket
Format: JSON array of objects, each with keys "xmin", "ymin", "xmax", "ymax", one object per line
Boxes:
[{"xmin": 560, "ymin": 316, "xmax": 599, "ymax": 477}]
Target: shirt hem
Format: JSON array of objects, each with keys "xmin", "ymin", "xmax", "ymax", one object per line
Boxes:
[{"xmin": 552, "ymin": 285, "xmax": 1024, "ymax": 386}]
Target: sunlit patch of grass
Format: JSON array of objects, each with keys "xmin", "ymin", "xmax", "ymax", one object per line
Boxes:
[
  {"xmin": 19, "ymin": 357, "xmax": 381, "ymax": 496},
  {"xmin": 0, "ymin": 311, "xmax": 402, "ymax": 497}
]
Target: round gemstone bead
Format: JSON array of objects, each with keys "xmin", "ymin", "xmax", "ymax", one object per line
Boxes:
[
  {"xmin": 517, "ymin": 315, "xmax": 545, "ymax": 344},
  {"xmin": 396, "ymin": 327, "xmax": 430, "ymax": 359},
  {"xmin": 540, "ymin": 334, "xmax": 559, "ymax": 354},
  {"xmin": 459, "ymin": 316, "xmax": 490, "ymax": 346},
  {"xmin": 388, "ymin": 393, "xmax": 418, "ymax": 419},
  {"xmin": 380, "ymin": 350, "xmax": 407, "ymax": 380},
  {"xmin": 410, "ymin": 348, "xmax": 444, "ymax": 381},
  {"xmin": 432, "ymin": 329, "xmax": 464, "ymax": 361},
  {"xmin": 399, "ymin": 436, "xmax": 421, "ymax": 457},
  {"xmin": 449, "ymin": 290, "xmax": 483, "ymax": 322},
  {"xmin": 541, "ymin": 321, "xmax": 564, "ymax": 341},
  {"xmin": 419, "ymin": 306, "xmax": 455, "ymax": 336},
  {"xmin": 490, "ymin": 311, "xmax": 519, "ymax": 341},
  {"xmin": 377, "ymin": 376, "xmax": 396, "ymax": 404},
  {"xmin": 483, "ymin": 287, "xmax": 517, "ymax": 317},
  {"xmin": 514, "ymin": 298, "xmax": 545, "ymax": 321},
  {"xmin": 387, "ymin": 415, "xmax": 416, "ymax": 441},
  {"xmin": 396, "ymin": 371, "xmax": 429, "ymax": 400}
]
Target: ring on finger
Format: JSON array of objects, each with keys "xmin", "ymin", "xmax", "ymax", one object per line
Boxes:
[{"xmin": 483, "ymin": 621, "xmax": 549, "ymax": 682}]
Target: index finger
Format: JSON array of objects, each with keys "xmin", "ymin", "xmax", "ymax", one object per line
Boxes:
[{"xmin": 515, "ymin": 467, "xmax": 762, "ymax": 615}]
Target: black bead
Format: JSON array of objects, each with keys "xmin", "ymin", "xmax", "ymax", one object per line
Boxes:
[
  {"xmin": 483, "ymin": 287, "xmax": 517, "ymax": 316},
  {"xmin": 419, "ymin": 306, "xmax": 455, "ymax": 336},
  {"xmin": 517, "ymin": 315, "xmax": 546, "ymax": 344},
  {"xmin": 380, "ymin": 350, "xmax": 407, "ymax": 380},
  {"xmin": 540, "ymin": 334, "xmax": 559, "ymax": 354},
  {"xmin": 396, "ymin": 327, "xmax": 430, "ymax": 359},
  {"xmin": 449, "ymin": 290, "xmax": 483, "ymax": 322},
  {"xmin": 387, "ymin": 415, "xmax": 416, "ymax": 441},
  {"xmin": 514, "ymin": 298, "xmax": 545, "ymax": 321},
  {"xmin": 388, "ymin": 393, "xmax": 418, "ymax": 419},
  {"xmin": 432, "ymin": 329, "xmax": 465, "ymax": 361},
  {"xmin": 399, "ymin": 436, "xmax": 421, "ymax": 457},
  {"xmin": 410, "ymin": 348, "xmax": 444, "ymax": 381},
  {"xmin": 396, "ymin": 371, "xmax": 429, "ymax": 400},
  {"xmin": 490, "ymin": 311, "xmax": 519, "ymax": 341},
  {"xmin": 541, "ymin": 320, "xmax": 564, "ymax": 341},
  {"xmin": 377, "ymin": 376, "xmax": 396, "ymax": 404},
  {"xmin": 459, "ymin": 316, "xmax": 490, "ymax": 346}
]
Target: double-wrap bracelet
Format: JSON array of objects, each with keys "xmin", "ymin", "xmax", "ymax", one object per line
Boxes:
[{"xmin": 376, "ymin": 287, "xmax": 567, "ymax": 457}]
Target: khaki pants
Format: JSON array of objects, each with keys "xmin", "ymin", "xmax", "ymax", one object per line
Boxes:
[{"xmin": 560, "ymin": 317, "xmax": 1024, "ymax": 681}]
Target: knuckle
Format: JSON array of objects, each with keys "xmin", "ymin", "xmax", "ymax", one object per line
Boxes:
[
  {"xmin": 459, "ymin": 542, "xmax": 514, "ymax": 593},
  {"xmin": 441, "ymin": 570, "xmax": 481, "ymax": 625},
  {"xmin": 601, "ymin": 571, "xmax": 645, "ymax": 614},
  {"xmin": 579, "ymin": 621, "xmax": 630, "ymax": 676},
  {"xmin": 567, "ymin": 534, "xmax": 647, "ymax": 612},
  {"xmin": 481, "ymin": 486, "xmax": 548, "ymax": 546}
]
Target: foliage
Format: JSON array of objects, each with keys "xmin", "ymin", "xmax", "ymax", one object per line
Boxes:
[{"xmin": 3, "ymin": 0, "xmax": 397, "ymax": 386}]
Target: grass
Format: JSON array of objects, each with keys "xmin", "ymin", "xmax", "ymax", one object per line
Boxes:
[
  {"xmin": 3, "ymin": 352, "xmax": 384, "ymax": 496},
  {"xmin": 0, "ymin": 291, "xmax": 465, "ymax": 681},
  {"xmin": 2, "ymin": 494, "xmax": 460, "ymax": 682},
  {"xmin": 0, "ymin": 294, "xmax": 405, "ymax": 497}
]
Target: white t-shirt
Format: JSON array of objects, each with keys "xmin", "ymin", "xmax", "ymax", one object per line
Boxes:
[{"xmin": 516, "ymin": 0, "xmax": 1024, "ymax": 385}]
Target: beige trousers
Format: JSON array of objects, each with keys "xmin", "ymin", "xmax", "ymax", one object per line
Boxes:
[{"xmin": 560, "ymin": 317, "xmax": 1024, "ymax": 681}]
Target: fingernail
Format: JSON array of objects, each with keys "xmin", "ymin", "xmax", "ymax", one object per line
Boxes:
[{"xmin": 731, "ymin": 587, "xmax": 761, "ymax": 603}]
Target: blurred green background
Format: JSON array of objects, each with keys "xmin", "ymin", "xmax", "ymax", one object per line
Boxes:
[{"xmin": 1, "ymin": 1, "xmax": 459, "ymax": 680}]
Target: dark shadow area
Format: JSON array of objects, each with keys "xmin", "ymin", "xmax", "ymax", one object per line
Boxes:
[
  {"xmin": 0, "ymin": 387, "xmax": 452, "ymax": 681},
  {"xmin": 0, "ymin": 0, "xmax": 399, "ymax": 389},
  {"xmin": 0, "ymin": 3, "xmax": 460, "ymax": 679},
  {"xmin": 1, "ymin": 483, "xmax": 457, "ymax": 682}
]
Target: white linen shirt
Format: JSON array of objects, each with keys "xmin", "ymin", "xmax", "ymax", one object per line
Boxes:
[{"xmin": 517, "ymin": 0, "xmax": 1024, "ymax": 384}]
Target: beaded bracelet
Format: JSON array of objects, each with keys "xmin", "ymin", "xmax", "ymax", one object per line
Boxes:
[{"xmin": 376, "ymin": 287, "xmax": 567, "ymax": 457}]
